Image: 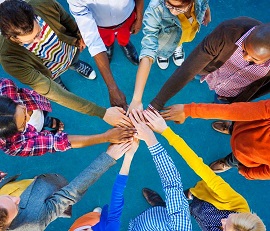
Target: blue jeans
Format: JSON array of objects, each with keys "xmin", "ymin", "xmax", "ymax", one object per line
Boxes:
[
  {"xmin": 214, "ymin": 94, "xmax": 230, "ymax": 104},
  {"xmin": 224, "ymin": 152, "xmax": 241, "ymax": 167}
]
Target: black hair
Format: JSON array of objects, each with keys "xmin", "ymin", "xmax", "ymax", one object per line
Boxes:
[
  {"xmin": 0, "ymin": 0, "xmax": 36, "ymax": 39},
  {"xmin": 0, "ymin": 96, "xmax": 18, "ymax": 139}
]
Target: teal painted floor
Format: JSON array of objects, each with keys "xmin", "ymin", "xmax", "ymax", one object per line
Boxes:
[{"xmin": 0, "ymin": 0, "xmax": 270, "ymax": 230}]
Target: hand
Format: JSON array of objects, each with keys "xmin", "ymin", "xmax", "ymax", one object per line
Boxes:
[
  {"xmin": 202, "ymin": 7, "xmax": 211, "ymax": 26},
  {"xmin": 129, "ymin": 109, "xmax": 158, "ymax": 146},
  {"xmin": 104, "ymin": 127, "xmax": 136, "ymax": 143},
  {"xmin": 0, "ymin": 171, "xmax": 7, "ymax": 182},
  {"xmin": 160, "ymin": 104, "xmax": 186, "ymax": 124},
  {"xmin": 106, "ymin": 142, "xmax": 132, "ymax": 160},
  {"xmin": 127, "ymin": 99, "xmax": 143, "ymax": 116},
  {"xmin": 103, "ymin": 107, "xmax": 132, "ymax": 127},
  {"xmin": 76, "ymin": 38, "xmax": 86, "ymax": 52},
  {"xmin": 109, "ymin": 88, "xmax": 128, "ymax": 111},
  {"xmin": 143, "ymin": 110, "xmax": 167, "ymax": 134},
  {"xmin": 130, "ymin": 17, "xmax": 143, "ymax": 34},
  {"xmin": 125, "ymin": 138, "xmax": 139, "ymax": 157}
]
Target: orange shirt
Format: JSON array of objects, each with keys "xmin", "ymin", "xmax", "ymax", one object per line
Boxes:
[{"xmin": 184, "ymin": 100, "xmax": 270, "ymax": 180}]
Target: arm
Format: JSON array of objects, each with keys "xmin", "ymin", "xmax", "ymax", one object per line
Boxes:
[
  {"xmin": 161, "ymin": 100, "xmax": 270, "ymax": 123},
  {"xmin": 129, "ymin": 110, "xmax": 192, "ymax": 230},
  {"xmin": 106, "ymin": 140, "xmax": 139, "ymax": 230},
  {"xmin": 149, "ymin": 21, "xmax": 233, "ymax": 110},
  {"xmin": 67, "ymin": 0, "xmax": 127, "ymax": 110},
  {"xmin": 128, "ymin": 57, "xmax": 153, "ymax": 113},
  {"xmin": 149, "ymin": 143, "xmax": 192, "ymax": 231},
  {"xmin": 68, "ymin": 127, "xmax": 136, "ymax": 148},
  {"xmin": 0, "ymin": 51, "xmax": 106, "ymax": 118},
  {"xmin": 143, "ymin": 110, "xmax": 242, "ymax": 201},
  {"xmin": 93, "ymin": 52, "xmax": 128, "ymax": 110},
  {"xmin": 130, "ymin": 0, "xmax": 144, "ymax": 34},
  {"xmin": 45, "ymin": 143, "xmax": 131, "ymax": 222}
]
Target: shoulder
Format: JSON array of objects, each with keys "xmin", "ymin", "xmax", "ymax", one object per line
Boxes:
[{"xmin": 217, "ymin": 17, "xmax": 262, "ymax": 31}]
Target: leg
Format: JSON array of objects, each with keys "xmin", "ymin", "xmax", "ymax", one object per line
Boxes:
[
  {"xmin": 224, "ymin": 152, "xmax": 240, "ymax": 168},
  {"xmin": 209, "ymin": 152, "xmax": 240, "ymax": 173},
  {"xmin": 97, "ymin": 27, "xmax": 116, "ymax": 62},
  {"xmin": 116, "ymin": 11, "xmax": 139, "ymax": 65}
]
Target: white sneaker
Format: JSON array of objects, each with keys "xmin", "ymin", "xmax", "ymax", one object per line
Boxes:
[
  {"xmin": 157, "ymin": 56, "xmax": 169, "ymax": 70},
  {"xmin": 93, "ymin": 207, "xmax": 102, "ymax": 213},
  {"xmin": 173, "ymin": 45, "xmax": 185, "ymax": 66}
]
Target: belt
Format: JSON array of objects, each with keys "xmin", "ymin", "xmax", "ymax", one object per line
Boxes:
[{"xmin": 98, "ymin": 9, "xmax": 135, "ymax": 30}]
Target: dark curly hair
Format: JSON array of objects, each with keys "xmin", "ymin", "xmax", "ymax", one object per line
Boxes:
[
  {"xmin": 0, "ymin": 0, "xmax": 36, "ymax": 39},
  {"xmin": 0, "ymin": 96, "xmax": 18, "ymax": 139}
]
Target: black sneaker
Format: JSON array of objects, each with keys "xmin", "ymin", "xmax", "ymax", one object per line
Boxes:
[
  {"xmin": 73, "ymin": 60, "xmax": 96, "ymax": 80},
  {"xmin": 54, "ymin": 77, "xmax": 69, "ymax": 91},
  {"xmin": 120, "ymin": 41, "xmax": 139, "ymax": 65},
  {"xmin": 106, "ymin": 44, "xmax": 114, "ymax": 63}
]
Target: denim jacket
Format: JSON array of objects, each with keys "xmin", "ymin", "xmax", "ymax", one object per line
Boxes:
[{"xmin": 140, "ymin": 0, "xmax": 209, "ymax": 61}]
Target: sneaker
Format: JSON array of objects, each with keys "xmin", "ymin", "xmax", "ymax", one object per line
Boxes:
[
  {"xmin": 54, "ymin": 77, "xmax": 69, "ymax": 91},
  {"xmin": 74, "ymin": 60, "xmax": 96, "ymax": 80},
  {"xmin": 106, "ymin": 44, "xmax": 114, "ymax": 63},
  {"xmin": 120, "ymin": 41, "xmax": 139, "ymax": 65},
  {"xmin": 157, "ymin": 57, "xmax": 169, "ymax": 70},
  {"xmin": 209, "ymin": 158, "xmax": 232, "ymax": 173},
  {"xmin": 173, "ymin": 45, "xmax": 185, "ymax": 66},
  {"xmin": 93, "ymin": 207, "xmax": 102, "ymax": 213}
]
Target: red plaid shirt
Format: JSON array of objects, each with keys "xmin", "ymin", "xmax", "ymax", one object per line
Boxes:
[{"xmin": 0, "ymin": 78, "xmax": 71, "ymax": 157}]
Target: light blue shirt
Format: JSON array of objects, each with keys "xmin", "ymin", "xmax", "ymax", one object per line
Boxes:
[
  {"xmin": 67, "ymin": 0, "xmax": 135, "ymax": 56},
  {"xmin": 128, "ymin": 143, "xmax": 192, "ymax": 231}
]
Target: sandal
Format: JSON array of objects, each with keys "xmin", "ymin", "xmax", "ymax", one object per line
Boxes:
[{"xmin": 47, "ymin": 117, "xmax": 64, "ymax": 131}]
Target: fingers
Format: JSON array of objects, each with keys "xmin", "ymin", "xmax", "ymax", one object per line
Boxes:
[
  {"xmin": 129, "ymin": 112, "xmax": 138, "ymax": 127},
  {"xmin": 130, "ymin": 109, "xmax": 143, "ymax": 124}
]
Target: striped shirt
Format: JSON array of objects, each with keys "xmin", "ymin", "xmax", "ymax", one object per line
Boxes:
[
  {"xmin": 128, "ymin": 143, "xmax": 192, "ymax": 231},
  {"xmin": 201, "ymin": 27, "xmax": 270, "ymax": 97},
  {"xmin": 24, "ymin": 16, "xmax": 77, "ymax": 79}
]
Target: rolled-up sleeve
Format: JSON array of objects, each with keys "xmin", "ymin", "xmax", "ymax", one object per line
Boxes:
[{"xmin": 67, "ymin": 0, "xmax": 106, "ymax": 56}]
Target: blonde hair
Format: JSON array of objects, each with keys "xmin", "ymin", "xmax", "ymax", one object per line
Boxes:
[{"xmin": 231, "ymin": 213, "xmax": 266, "ymax": 231}]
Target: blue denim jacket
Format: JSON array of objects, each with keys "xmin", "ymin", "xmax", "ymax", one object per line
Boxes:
[{"xmin": 140, "ymin": 0, "xmax": 209, "ymax": 61}]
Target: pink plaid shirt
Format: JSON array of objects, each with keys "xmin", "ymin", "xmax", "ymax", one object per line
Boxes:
[
  {"xmin": 201, "ymin": 27, "xmax": 270, "ymax": 97},
  {"xmin": 0, "ymin": 78, "xmax": 71, "ymax": 157}
]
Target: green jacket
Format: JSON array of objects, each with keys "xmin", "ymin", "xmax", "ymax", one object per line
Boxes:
[{"xmin": 0, "ymin": 0, "xmax": 106, "ymax": 118}]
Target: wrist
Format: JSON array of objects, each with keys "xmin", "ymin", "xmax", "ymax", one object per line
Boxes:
[{"xmin": 145, "ymin": 136, "xmax": 158, "ymax": 147}]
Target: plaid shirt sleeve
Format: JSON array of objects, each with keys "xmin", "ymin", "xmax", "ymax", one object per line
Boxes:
[
  {"xmin": 148, "ymin": 143, "xmax": 192, "ymax": 231},
  {"xmin": 0, "ymin": 125, "xmax": 71, "ymax": 157}
]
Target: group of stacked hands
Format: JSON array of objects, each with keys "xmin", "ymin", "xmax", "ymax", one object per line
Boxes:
[{"xmin": 0, "ymin": 0, "xmax": 269, "ymax": 230}]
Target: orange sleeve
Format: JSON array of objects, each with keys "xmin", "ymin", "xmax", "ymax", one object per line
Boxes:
[
  {"xmin": 239, "ymin": 165, "xmax": 270, "ymax": 180},
  {"xmin": 184, "ymin": 100, "xmax": 270, "ymax": 121}
]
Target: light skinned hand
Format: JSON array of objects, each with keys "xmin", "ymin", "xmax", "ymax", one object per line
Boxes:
[
  {"xmin": 104, "ymin": 127, "xmax": 136, "ymax": 143},
  {"xmin": 127, "ymin": 99, "xmax": 143, "ymax": 116},
  {"xmin": 0, "ymin": 171, "xmax": 7, "ymax": 182},
  {"xmin": 106, "ymin": 142, "xmax": 132, "ymax": 160},
  {"xmin": 103, "ymin": 107, "xmax": 132, "ymax": 127},
  {"xmin": 143, "ymin": 109, "xmax": 167, "ymax": 134},
  {"xmin": 160, "ymin": 104, "xmax": 186, "ymax": 124},
  {"xmin": 202, "ymin": 7, "xmax": 211, "ymax": 26},
  {"xmin": 129, "ymin": 109, "xmax": 158, "ymax": 146},
  {"xmin": 125, "ymin": 138, "xmax": 139, "ymax": 157}
]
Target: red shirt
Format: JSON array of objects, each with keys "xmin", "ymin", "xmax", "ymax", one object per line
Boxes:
[{"xmin": 185, "ymin": 100, "xmax": 270, "ymax": 180}]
